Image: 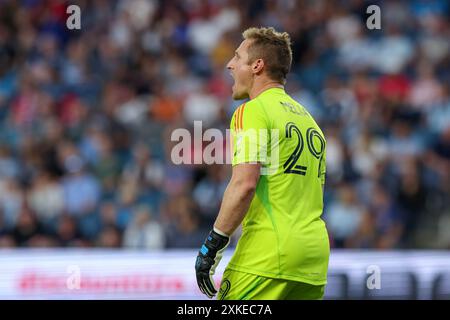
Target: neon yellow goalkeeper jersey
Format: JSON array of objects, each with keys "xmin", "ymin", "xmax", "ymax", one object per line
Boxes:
[{"xmin": 228, "ymin": 87, "xmax": 329, "ymax": 285}]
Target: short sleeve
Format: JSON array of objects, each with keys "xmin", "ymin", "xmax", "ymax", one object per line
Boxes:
[{"xmin": 231, "ymin": 102, "xmax": 269, "ymax": 166}]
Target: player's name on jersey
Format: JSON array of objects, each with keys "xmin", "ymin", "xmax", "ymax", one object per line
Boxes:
[{"xmin": 279, "ymin": 101, "xmax": 309, "ymax": 117}]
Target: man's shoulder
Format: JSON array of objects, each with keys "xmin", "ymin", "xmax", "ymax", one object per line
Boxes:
[
  {"xmin": 233, "ymin": 99, "xmax": 268, "ymax": 118},
  {"xmin": 230, "ymin": 99, "xmax": 271, "ymax": 131}
]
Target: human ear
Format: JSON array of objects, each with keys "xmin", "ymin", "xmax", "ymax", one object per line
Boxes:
[{"xmin": 252, "ymin": 59, "xmax": 264, "ymax": 74}]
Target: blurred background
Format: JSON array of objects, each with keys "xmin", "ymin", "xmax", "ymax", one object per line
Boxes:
[{"xmin": 0, "ymin": 0, "xmax": 449, "ymax": 299}]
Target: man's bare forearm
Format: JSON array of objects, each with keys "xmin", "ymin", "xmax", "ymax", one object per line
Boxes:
[{"xmin": 214, "ymin": 180, "xmax": 256, "ymax": 236}]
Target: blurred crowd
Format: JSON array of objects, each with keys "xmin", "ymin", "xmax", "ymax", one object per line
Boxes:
[{"xmin": 0, "ymin": 0, "xmax": 448, "ymax": 250}]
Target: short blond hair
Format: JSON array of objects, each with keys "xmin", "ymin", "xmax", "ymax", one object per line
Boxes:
[{"xmin": 242, "ymin": 27, "xmax": 293, "ymax": 84}]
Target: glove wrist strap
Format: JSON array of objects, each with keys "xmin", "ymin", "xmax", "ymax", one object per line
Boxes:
[{"xmin": 213, "ymin": 227, "xmax": 230, "ymax": 238}]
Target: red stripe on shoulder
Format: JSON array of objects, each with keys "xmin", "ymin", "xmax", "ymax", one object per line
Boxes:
[{"xmin": 239, "ymin": 103, "xmax": 246, "ymax": 130}]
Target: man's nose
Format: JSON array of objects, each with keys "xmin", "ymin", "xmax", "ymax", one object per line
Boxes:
[{"xmin": 226, "ymin": 60, "xmax": 233, "ymax": 70}]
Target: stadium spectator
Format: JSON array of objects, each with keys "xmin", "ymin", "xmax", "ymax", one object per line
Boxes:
[{"xmin": 123, "ymin": 205, "xmax": 165, "ymax": 250}]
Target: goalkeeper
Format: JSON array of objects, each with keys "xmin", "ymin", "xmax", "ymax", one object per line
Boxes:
[{"xmin": 195, "ymin": 27, "xmax": 330, "ymax": 300}]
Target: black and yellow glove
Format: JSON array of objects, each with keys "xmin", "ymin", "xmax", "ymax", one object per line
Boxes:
[{"xmin": 195, "ymin": 228, "xmax": 230, "ymax": 298}]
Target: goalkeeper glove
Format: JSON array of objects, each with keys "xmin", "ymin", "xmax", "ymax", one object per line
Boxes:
[{"xmin": 195, "ymin": 228, "xmax": 230, "ymax": 298}]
